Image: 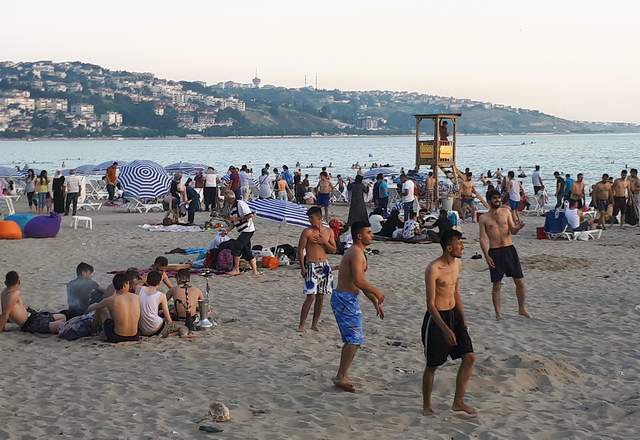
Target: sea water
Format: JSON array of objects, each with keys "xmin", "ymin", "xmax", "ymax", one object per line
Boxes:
[{"xmin": 0, "ymin": 133, "xmax": 638, "ymax": 187}]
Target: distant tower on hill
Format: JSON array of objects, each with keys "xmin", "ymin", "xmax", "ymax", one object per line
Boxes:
[{"xmin": 252, "ymin": 68, "xmax": 261, "ymax": 88}]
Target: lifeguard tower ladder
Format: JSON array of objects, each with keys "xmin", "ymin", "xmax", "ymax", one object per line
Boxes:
[{"xmin": 414, "ymin": 113, "xmax": 466, "ymax": 206}]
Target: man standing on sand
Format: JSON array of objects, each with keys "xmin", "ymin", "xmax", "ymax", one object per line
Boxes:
[
  {"xmin": 88, "ymin": 273, "xmax": 141, "ymax": 343},
  {"xmin": 426, "ymin": 171, "xmax": 436, "ymax": 213},
  {"xmin": 422, "ymin": 229, "xmax": 476, "ymax": 416},
  {"xmin": 570, "ymin": 173, "xmax": 586, "ymax": 208},
  {"xmin": 331, "ymin": 221, "xmax": 384, "ymax": 392},
  {"xmin": 297, "ymin": 206, "xmax": 337, "ymax": 332},
  {"xmin": 612, "ymin": 170, "xmax": 629, "ymax": 228},
  {"xmin": 479, "ymin": 190, "xmax": 529, "ymax": 320},
  {"xmin": 400, "ymin": 174, "xmax": 416, "ymax": 221},
  {"xmin": 224, "ymin": 190, "xmax": 262, "ymax": 276},
  {"xmin": 593, "ymin": 174, "xmax": 613, "ymax": 230},
  {"xmin": 531, "ymin": 165, "xmax": 544, "ymax": 195},
  {"xmin": 1, "ymin": 271, "xmax": 66, "ymax": 334},
  {"xmin": 507, "ymin": 171, "xmax": 522, "ymax": 224},
  {"xmin": 106, "ymin": 162, "xmax": 118, "ymax": 204},
  {"xmin": 460, "ymin": 172, "xmax": 480, "ymax": 223},
  {"xmin": 628, "ymin": 168, "xmax": 640, "ymax": 226},
  {"xmin": 553, "ymin": 171, "xmax": 565, "ymax": 209},
  {"xmin": 316, "ymin": 171, "xmax": 334, "ymax": 222}
]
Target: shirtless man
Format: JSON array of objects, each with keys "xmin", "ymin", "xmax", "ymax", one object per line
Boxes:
[
  {"xmin": 331, "ymin": 221, "xmax": 384, "ymax": 392},
  {"xmin": 570, "ymin": 173, "xmax": 586, "ymax": 208},
  {"xmin": 459, "ymin": 172, "xmax": 480, "ymax": 222},
  {"xmin": 592, "ymin": 174, "xmax": 613, "ymax": 230},
  {"xmin": 628, "ymin": 168, "xmax": 640, "ymax": 226},
  {"xmin": 479, "ymin": 190, "xmax": 529, "ymax": 320},
  {"xmin": 297, "ymin": 206, "xmax": 337, "ymax": 332},
  {"xmin": 0, "ymin": 271, "xmax": 66, "ymax": 334},
  {"xmin": 141, "ymin": 256, "xmax": 174, "ymax": 290},
  {"xmin": 88, "ymin": 273, "xmax": 140, "ymax": 343},
  {"xmin": 422, "ymin": 229, "xmax": 476, "ymax": 416},
  {"xmin": 166, "ymin": 269, "xmax": 204, "ymax": 322},
  {"xmin": 612, "ymin": 170, "xmax": 629, "ymax": 228},
  {"xmin": 425, "ymin": 171, "xmax": 436, "ymax": 212},
  {"xmin": 316, "ymin": 171, "xmax": 334, "ymax": 222}
]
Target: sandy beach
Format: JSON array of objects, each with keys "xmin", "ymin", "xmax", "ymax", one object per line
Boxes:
[{"xmin": 0, "ymin": 200, "xmax": 638, "ymax": 440}]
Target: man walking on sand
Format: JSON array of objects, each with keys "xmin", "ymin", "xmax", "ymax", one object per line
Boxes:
[
  {"xmin": 479, "ymin": 190, "xmax": 529, "ymax": 320},
  {"xmin": 297, "ymin": 206, "xmax": 337, "ymax": 332},
  {"xmin": 612, "ymin": 170, "xmax": 629, "ymax": 228},
  {"xmin": 422, "ymin": 229, "xmax": 476, "ymax": 416},
  {"xmin": 331, "ymin": 221, "xmax": 384, "ymax": 392},
  {"xmin": 224, "ymin": 190, "xmax": 262, "ymax": 276},
  {"xmin": 628, "ymin": 168, "xmax": 640, "ymax": 226}
]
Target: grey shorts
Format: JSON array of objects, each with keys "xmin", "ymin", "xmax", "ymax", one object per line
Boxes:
[{"xmin": 21, "ymin": 311, "xmax": 54, "ymax": 334}]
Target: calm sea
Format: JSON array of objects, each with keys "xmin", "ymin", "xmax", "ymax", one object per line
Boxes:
[{"xmin": 1, "ymin": 133, "xmax": 638, "ymax": 187}]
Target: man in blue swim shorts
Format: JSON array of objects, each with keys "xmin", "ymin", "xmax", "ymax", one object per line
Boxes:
[
  {"xmin": 331, "ymin": 221, "xmax": 385, "ymax": 393},
  {"xmin": 316, "ymin": 171, "xmax": 334, "ymax": 222}
]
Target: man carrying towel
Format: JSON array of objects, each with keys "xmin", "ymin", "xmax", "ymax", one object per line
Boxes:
[{"xmin": 331, "ymin": 221, "xmax": 384, "ymax": 392}]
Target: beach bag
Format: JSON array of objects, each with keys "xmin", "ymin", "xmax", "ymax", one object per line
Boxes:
[
  {"xmin": 58, "ymin": 314, "xmax": 94, "ymax": 341},
  {"xmin": 626, "ymin": 206, "xmax": 638, "ymax": 225},
  {"xmin": 216, "ymin": 249, "xmax": 234, "ymax": 272},
  {"xmin": 261, "ymin": 256, "xmax": 279, "ymax": 269}
]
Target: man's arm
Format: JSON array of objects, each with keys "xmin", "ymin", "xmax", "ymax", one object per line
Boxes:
[
  {"xmin": 352, "ymin": 253, "xmax": 384, "ymax": 318},
  {"xmin": 0, "ymin": 292, "xmax": 17, "ymax": 332},
  {"xmin": 507, "ymin": 209, "xmax": 524, "ymax": 234},
  {"xmin": 160, "ymin": 296, "xmax": 173, "ymax": 326},
  {"xmin": 452, "ymin": 263, "xmax": 466, "ymax": 327},
  {"xmin": 478, "ymin": 219, "xmax": 494, "ymax": 268},
  {"xmin": 297, "ymin": 230, "xmax": 308, "ymax": 276},
  {"xmin": 87, "ymin": 296, "xmax": 112, "ymax": 313},
  {"xmin": 321, "ymin": 228, "xmax": 337, "ymax": 254},
  {"xmin": 425, "ymin": 264, "xmax": 456, "ymax": 345},
  {"xmin": 162, "ymin": 272, "xmax": 174, "ymax": 289}
]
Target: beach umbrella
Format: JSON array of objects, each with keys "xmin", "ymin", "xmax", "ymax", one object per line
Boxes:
[
  {"xmin": 164, "ymin": 162, "xmax": 207, "ymax": 174},
  {"xmin": 74, "ymin": 164, "xmax": 99, "ymax": 175},
  {"xmin": 93, "ymin": 160, "xmax": 129, "ymax": 172},
  {"xmin": 363, "ymin": 167, "xmax": 398, "ymax": 181},
  {"xmin": 247, "ymin": 198, "xmax": 311, "ymax": 228},
  {"xmin": 118, "ymin": 160, "xmax": 171, "ymax": 200}
]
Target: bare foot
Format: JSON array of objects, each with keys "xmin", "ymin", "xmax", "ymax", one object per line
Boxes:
[
  {"xmin": 495, "ymin": 313, "xmax": 502, "ymax": 321},
  {"xmin": 252, "ymin": 271, "xmax": 264, "ymax": 276},
  {"xmin": 311, "ymin": 325, "xmax": 320, "ymax": 332},
  {"xmin": 226, "ymin": 270, "xmax": 241, "ymax": 276},
  {"xmin": 423, "ymin": 407, "xmax": 434, "ymax": 416},
  {"xmin": 297, "ymin": 325, "xmax": 305, "ymax": 333},
  {"xmin": 452, "ymin": 402, "xmax": 477, "ymax": 417},
  {"xmin": 518, "ymin": 308, "xmax": 531, "ymax": 318},
  {"xmin": 333, "ymin": 377, "xmax": 356, "ymax": 393}
]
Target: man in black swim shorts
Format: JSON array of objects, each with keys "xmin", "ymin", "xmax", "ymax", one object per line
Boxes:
[
  {"xmin": 479, "ymin": 190, "xmax": 529, "ymax": 320},
  {"xmin": 422, "ymin": 229, "xmax": 476, "ymax": 416}
]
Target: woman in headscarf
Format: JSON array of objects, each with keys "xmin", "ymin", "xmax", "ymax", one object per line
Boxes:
[
  {"xmin": 52, "ymin": 170, "xmax": 66, "ymax": 214},
  {"xmin": 346, "ymin": 174, "xmax": 369, "ymax": 226}
]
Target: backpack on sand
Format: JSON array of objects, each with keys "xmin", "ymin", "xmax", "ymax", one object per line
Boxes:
[
  {"xmin": 216, "ymin": 249, "xmax": 234, "ymax": 272},
  {"xmin": 58, "ymin": 313, "xmax": 94, "ymax": 341}
]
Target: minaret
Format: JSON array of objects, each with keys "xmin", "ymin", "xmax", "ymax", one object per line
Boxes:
[{"xmin": 252, "ymin": 68, "xmax": 261, "ymax": 88}]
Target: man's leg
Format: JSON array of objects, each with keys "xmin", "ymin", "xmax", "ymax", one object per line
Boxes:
[
  {"xmin": 334, "ymin": 344, "xmax": 358, "ymax": 392},
  {"xmin": 226, "ymin": 256, "xmax": 241, "ymax": 276},
  {"xmin": 491, "ymin": 281, "xmax": 502, "ymax": 320},
  {"xmin": 298, "ymin": 294, "xmax": 315, "ymax": 332},
  {"xmin": 311, "ymin": 294, "xmax": 324, "ymax": 331},
  {"xmin": 452, "ymin": 353, "xmax": 477, "ymax": 415},
  {"xmin": 469, "ymin": 204, "xmax": 476, "ymax": 223},
  {"xmin": 65, "ymin": 194, "xmax": 71, "ymax": 215},
  {"xmin": 49, "ymin": 313, "xmax": 66, "ymax": 334},
  {"xmin": 514, "ymin": 278, "xmax": 530, "ymax": 318},
  {"xmin": 555, "ymin": 195, "xmax": 562, "ymax": 209},
  {"xmin": 422, "ymin": 366, "xmax": 437, "ymax": 415},
  {"xmin": 71, "ymin": 193, "xmax": 78, "ymax": 216}
]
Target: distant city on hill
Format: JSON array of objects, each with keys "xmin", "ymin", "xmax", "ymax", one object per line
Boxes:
[{"xmin": 0, "ymin": 60, "xmax": 637, "ymax": 138}]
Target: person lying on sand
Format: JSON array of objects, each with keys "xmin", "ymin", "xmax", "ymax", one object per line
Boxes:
[
  {"xmin": 331, "ymin": 221, "xmax": 384, "ymax": 393},
  {"xmin": 88, "ymin": 273, "xmax": 140, "ymax": 343},
  {"xmin": 422, "ymin": 229, "xmax": 477, "ymax": 417},
  {"xmin": 297, "ymin": 206, "xmax": 337, "ymax": 332},
  {"xmin": 1, "ymin": 271, "xmax": 66, "ymax": 334}
]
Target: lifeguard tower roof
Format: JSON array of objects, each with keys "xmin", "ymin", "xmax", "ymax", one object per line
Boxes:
[{"xmin": 413, "ymin": 113, "xmax": 462, "ymax": 119}]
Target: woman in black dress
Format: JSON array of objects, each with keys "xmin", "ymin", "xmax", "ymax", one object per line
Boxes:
[
  {"xmin": 346, "ymin": 175, "xmax": 370, "ymax": 226},
  {"xmin": 52, "ymin": 170, "xmax": 66, "ymax": 214}
]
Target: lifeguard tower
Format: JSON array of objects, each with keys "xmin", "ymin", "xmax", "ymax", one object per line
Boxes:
[{"xmin": 414, "ymin": 113, "xmax": 466, "ymax": 206}]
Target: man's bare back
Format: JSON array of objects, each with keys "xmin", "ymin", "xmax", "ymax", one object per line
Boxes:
[
  {"xmin": 168, "ymin": 285, "xmax": 204, "ymax": 319},
  {"xmin": 103, "ymin": 293, "xmax": 140, "ymax": 337},
  {"xmin": 0, "ymin": 287, "xmax": 29, "ymax": 328}
]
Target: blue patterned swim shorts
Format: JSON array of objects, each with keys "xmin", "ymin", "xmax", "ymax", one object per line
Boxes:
[{"xmin": 331, "ymin": 290, "xmax": 364, "ymax": 345}]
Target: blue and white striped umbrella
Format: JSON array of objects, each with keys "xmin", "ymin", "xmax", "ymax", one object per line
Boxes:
[
  {"xmin": 363, "ymin": 167, "xmax": 398, "ymax": 181},
  {"xmin": 118, "ymin": 160, "xmax": 172, "ymax": 200},
  {"xmin": 247, "ymin": 198, "xmax": 310, "ymax": 228},
  {"xmin": 93, "ymin": 160, "xmax": 129, "ymax": 172},
  {"xmin": 0, "ymin": 166, "xmax": 21, "ymax": 177},
  {"xmin": 74, "ymin": 164, "xmax": 99, "ymax": 175},
  {"xmin": 164, "ymin": 162, "xmax": 208, "ymax": 174}
]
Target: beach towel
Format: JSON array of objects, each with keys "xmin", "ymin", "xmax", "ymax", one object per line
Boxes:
[
  {"xmin": 137, "ymin": 224, "xmax": 203, "ymax": 233},
  {"xmin": 58, "ymin": 313, "xmax": 94, "ymax": 341}
]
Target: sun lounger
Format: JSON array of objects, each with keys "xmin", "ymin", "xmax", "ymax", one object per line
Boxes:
[
  {"xmin": 127, "ymin": 198, "xmax": 164, "ymax": 213},
  {"xmin": 77, "ymin": 201, "xmax": 103, "ymax": 211},
  {"xmin": 0, "ymin": 197, "xmax": 16, "ymax": 216},
  {"xmin": 543, "ymin": 210, "xmax": 602, "ymax": 240}
]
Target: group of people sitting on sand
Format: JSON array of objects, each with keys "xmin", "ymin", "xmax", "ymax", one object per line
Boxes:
[{"xmin": 0, "ymin": 257, "xmax": 207, "ymax": 343}]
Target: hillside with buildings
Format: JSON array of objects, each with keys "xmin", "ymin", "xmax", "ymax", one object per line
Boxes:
[{"xmin": 0, "ymin": 60, "xmax": 637, "ymax": 138}]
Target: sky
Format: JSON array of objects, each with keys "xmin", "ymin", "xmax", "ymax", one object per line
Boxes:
[{"xmin": 2, "ymin": 0, "xmax": 639, "ymax": 123}]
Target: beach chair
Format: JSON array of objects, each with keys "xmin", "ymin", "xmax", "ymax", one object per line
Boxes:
[
  {"xmin": 0, "ymin": 197, "xmax": 16, "ymax": 217},
  {"xmin": 543, "ymin": 210, "xmax": 570, "ymax": 240},
  {"xmin": 77, "ymin": 201, "xmax": 103, "ymax": 211},
  {"xmin": 127, "ymin": 198, "xmax": 164, "ymax": 213},
  {"xmin": 522, "ymin": 191, "xmax": 548, "ymax": 216}
]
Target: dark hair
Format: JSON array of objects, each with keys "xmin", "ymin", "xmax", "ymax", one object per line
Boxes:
[
  {"xmin": 153, "ymin": 256, "xmax": 168, "ymax": 268},
  {"xmin": 486, "ymin": 189, "xmax": 500, "ymax": 200},
  {"xmin": 4, "ymin": 271, "xmax": 19, "ymax": 287},
  {"xmin": 565, "ymin": 174, "xmax": 570, "ymax": 179},
  {"xmin": 440, "ymin": 229, "xmax": 462, "ymax": 252},
  {"xmin": 508, "ymin": 171, "xmax": 515, "ymax": 178},
  {"xmin": 76, "ymin": 262, "xmax": 94, "ymax": 277},
  {"xmin": 376, "ymin": 173, "xmax": 383, "ymax": 180},
  {"xmin": 439, "ymin": 209, "xmax": 448, "ymax": 218},
  {"xmin": 355, "ymin": 175, "xmax": 363, "ymax": 183},
  {"xmin": 351, "ymin": 221, "xmax": 371, "ymax": 240},
  {"xmin": 631, "ymin": 168, "xmax": 638, "ymax": 174},
  {"xmin": 176, "ymin": 268, "xmax": 190, "ymax": 284},
  {"xmin": 146, "ymin": 270, "xmax": 162, "ymax": 287},
  {"xmin": 409, "ymin": 211, "xmax": 418, "ymax": 219},
  {"xmin": 113, "ymin": 162, "xmax": 118, "ymax": 166},
  {"xmin": 320, "ymin": 171, "xmax": 328, "ymax": 178},
  {"xmin": 307, "ymin": 206, "xmax": 322, "ymax": 218},
  {"xmin": 535, "ymin": 165, "xmax": 540, "ymax": 171},
  {"xmin": 577, "ymin": 173, "xmax": 583, "ymax": 178},
  {"xmin": 283, "ymin": 165, "xmax": 288, "ymax": 170},
  {"xmin": 602, "ymin": 173, "xmax": 609, "ymax": 179},
  {"xmin": 125, "ymin": 268, "xmax": 140, "ymax": 284},
  {"xmin": 112, "ymin": 273, "xmax": 129, "ymax": 291}
]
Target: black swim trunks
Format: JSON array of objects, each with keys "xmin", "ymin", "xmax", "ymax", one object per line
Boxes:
[
  {"xmin": 488, "ymin": 245, "xmax": 524, "ymax": 283},
  {"xmin": 21, "ymin": 311, "xmax": 54, "ymax": 334},
  {"xmin": 421, "ymin": 309, "xmax": 473, "ymax": 368},
  {"xmin": 103, "ymin": 319, "xmax": 140, "ymax": 343}
]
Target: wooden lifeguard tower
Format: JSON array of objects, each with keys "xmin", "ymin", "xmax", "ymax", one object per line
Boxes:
[{"xmin": 414, "ymin": 113, "xmax": 465, "ymax": 206}]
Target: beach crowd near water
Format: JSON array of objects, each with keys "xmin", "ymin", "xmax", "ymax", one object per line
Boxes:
[{"xmin": 0, "ymin": 153, "xmax": 639, "ymax": 437}]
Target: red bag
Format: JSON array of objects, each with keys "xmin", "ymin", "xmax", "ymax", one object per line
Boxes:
[{"xmin": 536, "ymin": 227, "xmax": 547, "ymax": 240}]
